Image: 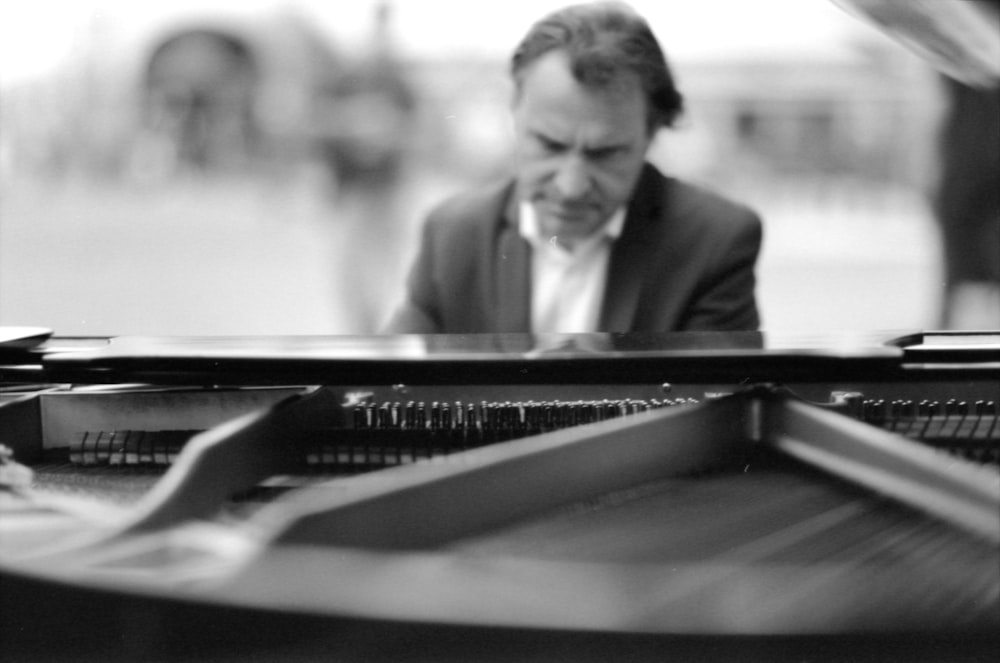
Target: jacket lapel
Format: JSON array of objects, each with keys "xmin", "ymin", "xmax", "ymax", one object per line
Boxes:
[
  {"xmin": 493, "ymin": 194, "xmax": 532, "ymax": 332},
  {"xmin": 600, "ymin": 165, "xmax": 662, "ymax": 331},
  {"xmin": 490, "ymin": 166, "xmax": 663, "ymax": 333}
]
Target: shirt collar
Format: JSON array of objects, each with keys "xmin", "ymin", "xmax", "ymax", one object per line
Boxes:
[{"xmin": 518, "ymin": 202, "xmax": 626, "ymax": 250}]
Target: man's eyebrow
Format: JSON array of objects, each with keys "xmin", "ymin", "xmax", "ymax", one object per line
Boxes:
[
  {"xmin": 529, "ymin": 128, "xmax": 631, "ymax": 153},
  {"xmin": 585, "ymin": 143, "xmax": 628, "ymax": 155},
  {"xmin": 529, "ymin": 129, "xmax": 566, "ymax": 146}
]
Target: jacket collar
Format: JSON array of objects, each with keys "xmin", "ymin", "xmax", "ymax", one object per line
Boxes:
[
  {"xmin": 495, "ymin": 184, "xmax": 531, "ymax": 332},
  {"xmin": 600, "ymin": 163, "xmax": 664, "ymax": 331},
  {"xmin": 496, "ymin": 163, "xmax": 664, "ymax": 332}
]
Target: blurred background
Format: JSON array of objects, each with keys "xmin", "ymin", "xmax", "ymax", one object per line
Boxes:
[{"xmin": 0, "ymin": 0, "xmax": 994, "ymax": 336}]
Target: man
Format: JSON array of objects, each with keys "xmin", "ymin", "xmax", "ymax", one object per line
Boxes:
[{"xmin": 385, "ymin": 1, "xmax": 763, "ymax": 334}]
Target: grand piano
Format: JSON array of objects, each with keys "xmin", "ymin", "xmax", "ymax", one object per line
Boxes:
[{"xmin": 1, "ymin": 327, "xmax": 998, "ymax": 662}]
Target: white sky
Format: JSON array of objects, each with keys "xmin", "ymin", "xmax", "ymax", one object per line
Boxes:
[{"xmin": 0, "ymin": 0, "xmax": 872, "ymax": 86}]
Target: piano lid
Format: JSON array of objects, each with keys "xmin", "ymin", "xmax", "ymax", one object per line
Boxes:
[{"xmin": 22, "ymin": 329, "xmax": 998, "ymax": 385}]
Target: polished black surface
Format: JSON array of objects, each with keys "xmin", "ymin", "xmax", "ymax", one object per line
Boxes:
[{"xmin": 2, "ymin": 329, "xmax": 998, "ymax": 385}]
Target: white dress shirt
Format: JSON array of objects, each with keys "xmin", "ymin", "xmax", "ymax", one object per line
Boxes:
[{"xmin": 519, "ymin": 202, "xmax": 626, "ymax": 333}]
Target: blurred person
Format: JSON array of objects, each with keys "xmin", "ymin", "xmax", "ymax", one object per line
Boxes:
[
  {"xmin": 384, "ymin": 1, "xmax": 762, "ymax": 334},
  {"xmin": 313, "ymin": 2, "xmax": 416, "ymax": 196},
  {"xmin": 833, "ymin": 0, "xmax": 1000, "ymax": 329},
  {"xmin": 141, "ymin": 29, "xmax": 260, "ymax": 175},
  {"xmin": 936, "ymin": 74, "xmax": 1000, "ymax": 329},
  {"xmin": 317, "ymin": 0, "xmax": 418, "ymax": 333}
]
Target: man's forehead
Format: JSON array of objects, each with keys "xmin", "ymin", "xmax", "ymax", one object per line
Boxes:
[
  {"xmin": 514, "ymin": 51, "xmax": 648, "ymax": 141},
  {"xmin": 522, "ymin": 109, "xmax": 641, "ymax": 148}
]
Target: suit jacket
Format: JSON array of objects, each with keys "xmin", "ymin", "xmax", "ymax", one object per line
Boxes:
[{"xmin": 385, "ymin": 164, "xmax": 762, "ymax": 333}]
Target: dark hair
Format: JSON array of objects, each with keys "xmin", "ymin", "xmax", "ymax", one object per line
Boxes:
[{"xmin": 511, "ymin": 1, "xmax": 684, "ymax": 131}]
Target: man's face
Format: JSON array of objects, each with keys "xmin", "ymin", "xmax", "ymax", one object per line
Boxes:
[{"xmin": 512, "ymin": 50, "xmax": 654, "ymax": 244}]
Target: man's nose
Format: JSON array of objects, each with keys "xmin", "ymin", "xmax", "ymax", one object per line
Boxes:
[{"xmin": 553, "ymin": 155, "xmax": 590, "ymax": 199}]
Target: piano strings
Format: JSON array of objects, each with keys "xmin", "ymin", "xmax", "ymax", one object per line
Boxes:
[{"xmin": 59, "ymin": 394, "xmax": 999, "ymax": 472}]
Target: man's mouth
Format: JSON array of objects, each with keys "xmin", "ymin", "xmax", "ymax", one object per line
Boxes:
[{"xmin": 546, "ymin": 204, "xmax": 594, "ymax": 222}]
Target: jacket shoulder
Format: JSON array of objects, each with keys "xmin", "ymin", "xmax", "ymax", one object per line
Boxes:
[
  {"xmin": 424, "ymin": 179, "xmax": 515, "ymax": 235},
  {"xmin": 660, "ymin": 175, "xmax": 761, "ymax": 229}
]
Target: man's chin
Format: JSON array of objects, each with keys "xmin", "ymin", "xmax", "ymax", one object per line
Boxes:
[{"xmin": 541, "ymin": 218, "xmax": 601, "ymax": 241}]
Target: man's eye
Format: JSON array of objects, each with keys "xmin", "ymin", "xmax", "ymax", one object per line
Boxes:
[
  {"xmin": 587, "ymin": 147, "xmax": 621, "ymax": 160},
  {"xmin": 537, "ymin": 136, "xmax": 564, "ymax": 152}
]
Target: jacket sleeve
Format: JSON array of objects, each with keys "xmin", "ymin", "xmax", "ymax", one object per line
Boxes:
[{"xmin": 381, "ymin": 218, "xmax": 444, "ymax": 334}]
